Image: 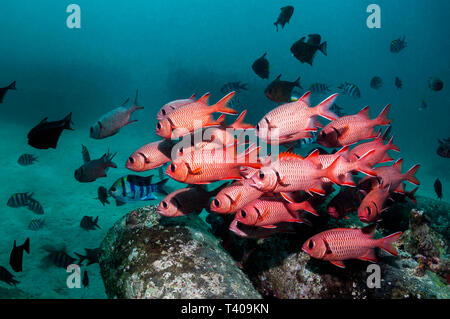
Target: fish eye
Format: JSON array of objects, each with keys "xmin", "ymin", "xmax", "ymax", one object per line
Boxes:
[
  {"xmin": 320, "ymin": 131, "xmax": 326, "ymax": 137},
  {"xmin": 259, "ymin": 172, "xmax": 265, "ymax": 179},
  {"xmin": 213, "ymin": 199, "xmax": 220, "ymax": 207},
  {"xmin": 110, "ymin": 187, "xmax": 116, "ymax": 192},
  {"xmin": 308, "ymin": 240, "xmax": 314, "ymax": 249},
  {"xmin": 156, "ymin": 123, "xmax": 161, "ymax": 130},
  {"xmin": 179, "ymin": 147, "xmax": 184, "ymax": 154},
  {"xmin": 128, "ymin": 157, "xmax": 134, "ymax": 164},
  {"xmin": 161, "ymin": 109, "xmax": 166, "ymax": 115},
  {"xmin": 170, "ymin": 164, "xmax": 176, "ymax": 172},
  {"xmin": 162, "ymin": 201, "xmax": 168, "ymax": 208},
  {"xmin": 241, "ymin": 210, "xmax": 247, "ymax": 218},
  {"xmin": 255, "ymin": 124, "xmax": 259, "ymax": 131}
]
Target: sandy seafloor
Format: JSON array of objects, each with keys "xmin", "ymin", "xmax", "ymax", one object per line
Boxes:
[{"xmin": 0, "ymin": 112, "xmax": 449, "ymax": 299}]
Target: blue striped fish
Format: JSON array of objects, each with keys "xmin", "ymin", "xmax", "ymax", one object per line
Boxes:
[
  {"xmin": 7, "ymin": 193, "xmax": 33, "ymax": 208},
  {"xmin": 109, "ymin": 175, "xmax": 169, "ymax": 206},
  {"xmin": 308, "ymin": 83, "xmax": 330, "ymax": 94},
  {"xmin": 26, "ymin": 198, "xmax": 44, "ymax": 214},
  {"xmin": 338, "ymin": 82, "xmax": 361, "ymax": 98},
  {"xmin": 28, "ymin": 218, "xmax": 45, "ymax": 231},
  {"xmin": 18, "ymin": 154, "xmax": 38, "ymax": 166}
]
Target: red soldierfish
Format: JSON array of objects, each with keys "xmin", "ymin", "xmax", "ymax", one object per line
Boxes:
[
  {"xmin": 302, "ymin": 224, "xmax": 402, "ymax": 268},
  {"xmin": 126, "ymin": 139, "xmax": 175, "ymax": 172},
  {"xmin": 357, "ymin": 183, "xmax": 391, "ymax": 223},
  {"xmin": 369, "ymin": 159, "xmax": 420, "ymax": 193},
  {"xmin": 327, "ymin": 187, "xmax": 361, "ymax": 219},
  {"xmin": 317, "ymin": 104, "xmax": 391, "ymax": 148},
  {"xmin": 348, "ymin": 135, "xmax": 400, "ymax": 166},
  {"xmin": 256, "ymin": 91, "xmax": 338, "ymax": 144},
  {"xmin": 155, "ymin": 92, "xmax": 238, "ymax": 139},
  {"xmin": 90, "ymin": 90, "xmax": 144, "ymax": 139},
  {"xmin": 229, "ymin": 219, "xmax": 296, "ymax": 239},
  {"xmin": 157, "ymin": 94, "xmax": 196, "ymax": 121}
]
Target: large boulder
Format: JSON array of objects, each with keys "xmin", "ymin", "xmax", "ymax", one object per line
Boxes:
[{"xmin": 99, "ymin": 205, "xmax": 261, "ymax": 299}]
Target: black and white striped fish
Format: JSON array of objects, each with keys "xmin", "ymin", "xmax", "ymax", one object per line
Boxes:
[
  {"xmin": 220, "ymin": 81, "xmax": 248, "ymax": 93},
  {"xmin": 7, "ymin": 193, "xmax": 33, "ymax": 208},
  {"xmin": 17, "ymin": 154, "xmax": 38, "ymax": 166},
  {"xmin": 26, "ymin": 198, "xmax": 44, "ymax": 215},
  {"xmin": 308, "ymin": 83, "xmax": 330, "ymax": 94},
  {"xmin": 80, "ymin": 216, "xmax": 101, "ymax": 231},
  {"xmin": 338, "ymin": 82, "xmax": 361, "ymax": 98},
  {"xmin": 28, "ymin": 218, "xmax": 45, "ymax": 231}
]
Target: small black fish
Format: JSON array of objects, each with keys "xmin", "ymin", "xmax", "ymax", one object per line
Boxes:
[
  {"xmin": 290, "ymin": 34, "xmax": 327, "ymax": 66},
  {"xmin": 42, "ymin": 246, "xmax": 76, "ymax": 269},
  {"xmin": 28, "ymin": 218, "xmax": 45, "ymax": 231},
  {"xmin": 96, "ymin": 186, "xmax": 110, "ymax": 206},
  {"xmin": 26, "ymin": 198, "xmax": 44, "ymax": 215},
  {"xmin": 0, "ymin": 266, "xmax": 19, "ymax": 286},
  {"xmin": 330, "ymin": 104, "xmax": 346, "ymax": 117},
  {"xmin": 338, "ymin": 82, "xmax": 361, "ymax": 98},
  {"xmin": 252, "ymin": 53, "xmax": 269, "ymax": 79},
  {"xmin": 0, "ymin": 81, "xmax": 16, "ymax": 103},
  {"xmin": 7, "ymin": 192, "xmax": 33, "ymax": 208},
  {"xmin": 274, "ymin": 6, "xmax": 294, "ymax": 31},
  {"xmin": 370, "ymin": 76, "xmax": 383, "ymax": 90},
  {"xmin": 17, "ymin": 154, "xmax": 38, "ymax": 166},
  {"xmin": 220, "ymin": 81, "xmax": 248, "ymax": 94},
  {"xmin": 75, "ymin": 248, "xmax": 103, "ymax": 266},
  {"xmin": 437, "ymin": 138, "xmax": 450, "ymax": 158},
  {"xmin": 80, "ymin": 216, "xmax": 101, "ymax": 231},
  {"xmin": 395, "ymin": 77, "xmax": 402, "ymax": 89},
  {"xmin": 309, "ymin": 83, "xmax": 330, "ymax": 94},
  {"xmin": 82, "ymin": 270, "xmax": 89, "ymax": 288},
  {"xmin": 434, "ymin": 178, "xmax": 442, "ymax": 199},
  {"xmin": 27, "ymin": 112, "xmax": 74, "ymax": 149},
  {"xmin": 264, "ymin": 74, "xmax": 301, "ymax": 103},
  {"xmin": 428, "ymin": 77, "xmax": 444, "ymax": 91},
  {"xmin": 390, "ymin": 36, "xmax": 407, "ymax": 53},
  {"xmin": 9, "ymin": 238, "xmax": 30, "ymax": 272},
  {"xmin": 75, "ymin": 146, "xmax": 117, "ymax": 183}
]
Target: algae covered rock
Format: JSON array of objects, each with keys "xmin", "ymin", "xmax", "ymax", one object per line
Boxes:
[{"xmin": 99, "ymin": 205, "xmax": 261, "ymax": 299}]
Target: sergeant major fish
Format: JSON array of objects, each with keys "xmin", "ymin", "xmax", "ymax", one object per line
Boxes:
[
  {"xmin": 80, "ymin": 216, "xmax": 101, "ymax": 231},
  {"xmin": 17, "ymin": 154, "xmax": 38, "ymax": 166},
  {"xmin": 109, "ymin": 175, "xmax": 169, "ymax": 206},
  {"xmin": 337, "ymin": 82, "xmax": 360, "ymax": 98}
]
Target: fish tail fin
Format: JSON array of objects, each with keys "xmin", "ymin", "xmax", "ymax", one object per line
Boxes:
[
  {"xmin": 64, "ymin": 112, "xmax": 74, "ymax": 130},
  {"xmin": 320, "ymin": 41, "xmax": 327, "ymax": 56},
  {"xmin": 22, "ymin": 237, "xmax": 30, "ymax": 254},
  {"xmin": 387, "ymin": 136, "xmax": 400, "ymax": 152},
  {"xmin": 378, "ymin": 231, "xmax": 402, "ymax": 256},
  {"xmin": 238, "ymin": 144, "xmax": 262, "ymax": 169},
  {"xmin": 405, "ymin": 164, "xmax": 420, "ymax": 185},
  {"xmin": 315, "ymin": 93, "xmax": 339, "ymax": 121},
  {"xmin": 355, "ymin": 149, "xmax": 377, "ymax": 176},
  {"xmin": 294, "ymin": 77, "xmax": 302, "ymax": 89},
  {"xmin": 212, "ymin": 92, "xmax": 238, "ymax": 115},
  {"xmin": 323, "ymin": 156, "xmax": 349, "ymax": 186},
  {"xmin": 74, "ymin": 252, "xmax": 86, "ymax": 265},
  {"xmin": 407, "ymin": 187, "xmax": 419, "ymax": 205},
  {"xmin": 156, "ymin": 178, "xmax": 169, "ymax": 195},
  {"xmin": 8, "ymin": 81, "xmax": 16, "ymax": 90},
  {"xmin": 132, "ymin": 89, "xmax": 144, "ymax": 110},
  {"xmin": 375, "ymin": 104, "xmax": 391, "ymax": 126},
  {"xmin": 230, "ymin": 110, "xmax": 255, "ymax": 129}
]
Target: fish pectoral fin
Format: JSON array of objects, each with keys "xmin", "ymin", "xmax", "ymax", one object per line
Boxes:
[
  {"xmin": 329, "ymin": 260, "xmax": 346, "ymax": 268},
  {"xmin": 261, "ymin": 225, "xmax": 277, "ymax": 229},
  {"xmin": 358, "ymin": 249, "xmax": 377, "ymax": 263}
]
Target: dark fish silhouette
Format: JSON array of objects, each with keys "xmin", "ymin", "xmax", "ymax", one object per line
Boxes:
[
  {"xmin": 330, "ymin": 104, "xmax": 346, "ymax": 117},
  {"xmin": 28, "ymin": 218, "xmax": 45, "ymax": 231},
  {"xmin": 395, "ymin": 77, "xmax": 402, "ymax": 89},
  {"xmin": 80, "ymin": 216, "xmax": 101, "ymax": 231},
  {"xmin": 0, "ymin": 266, "xmax": 19, "ymax": 286},
  {"xmin": 370, "ymin": 76, "xmax": 383, "ymax": 90},
  {"xmin": 338, "ymin": 82, "xmax": 361, "ymax": 98},
  {"xmin": 252, "ymin": 53, "xmax": 269, "ymax": 79},
  {"xmin": 274, "ymin": 6, "xmax": 294, "ymax": 31},
  {"xmin": 290, "ymin": 34, "xmax": 327, "ymax": 66},
  {"xmin": 437, "ymin": 138, "xmax": 450, "ymax": 158},
  {"xmin": 434, "ymin": 178, "xmax": 442, "ymax": 199},
  {"xmin": 26, "ymin": 198, "xmax": 44, "ymax": 215},
  {"xmin": 42, "ymin": 246, "xmax": 76, "ymax": 269},
  {"xmin": 220, "ymin": 81, "xmax": 248, "ymax": 93},
  {"xmin": 7, "ymin": 192, "xmax": 33, "ymax": 208},
  {"xmin": 428, "ymin": 77, "xmax": 444, "ymax": 91},
  {"xmin": 390, "ymin": 36, "xmax": 407, "ymax": 53},
  {"xmin": 74, "ymin": 146, "xmax": 117, "ymax": 183},
  {"xmin": 27, "ymin": 112, "xmax": 74, "ymax": 149},
  {"xmin": 75, "ymin": 248, "xmax": 102, "ymax": 266},
  {"xmin": 18, "ymin": 154, "xmax": 38, "ymax": 166},
  {"xmin": 95, "ymin": 186, "xmax": 110, "ymax": 206},
  {"xmin": 264, "ymin": 74, "xmax": 301, "ymax": 103},
  {"xmin": 327, "ymin": 188, "xmax": 361, "ymax": 219},
  {"xmin": 0, "ymin": 81, "xmax": 16, "ymax": 103},
  {"xmin": 309, "ymin": 83, "xmax": 330, "ymax": 94},
  {"xmin": 9, "ymin": 238, "xmax": 30, "ymax": 272},
  {"xmin": 82, "ymin": 270, "xmax": 89, "ymax": 288}
]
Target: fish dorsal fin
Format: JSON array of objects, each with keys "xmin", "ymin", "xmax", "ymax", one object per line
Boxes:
[
  {"xmin": 122, "ymin": 98, "xmax": 130, "ymax": 106},
  {"xmin": 297, "ymin": 91, "xmax": 311, "ymax": 106},
  {"xmin": 189, "ymin": 93, "xmax": 197, "ymax": 100},
  {"xmin": 305, "ymin": 149, "xmax": 320, "ymax": 165},
  {"xmin": 336, "ymin": 145, "xmax": 349, "ymax": 155},
  {"xmin": 275, "ymin": 74, "xmax": 282, "ymax": 81},
  {"xmin": 393, "ymin": 158, "xmax": 403, "ymax": 171},
  {"xmin": 358, "ymin": 106, "xmax": 370, "ymax": 118},
  {"xmin": 278, "ymin": 151, "xmax": 303, "ymax": 161},
  {"xmin": 197, "ymin": 92, "xmax": 211, "ymax": 105},
  {"xmin": 39, "ymin": 117, "xmax": 49, "ymax": 124},
  {"xmin": 81, "ymin": 145, "xmax": 90, "ymax": 163},
  {"xmin": 361, "ymin": 224, "xmax": 377, "ymax": 237}
]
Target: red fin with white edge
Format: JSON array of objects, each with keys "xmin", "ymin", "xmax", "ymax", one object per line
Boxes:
[
  {"xmin": 340, "ymin": 173, "xmax": 356, "ymax": 187},
  {"xmin": 380, "ymin": 153, "xmax": 394, "ymax": 163},
  {"xmin": 305, "ymin": 149, "xmax": 320, "ymax": 166},
  {"xmin": 323, "ymin": 156, "xmax": 346, "ymax": 185},
  {"xmin": 330, "ymin": 260, "xmax": 345, "ymax": 268},
  {"xmin": 293, "ymin": 200, "xmax": 318, "ymax": 216},
  {"xmin": 387, "ymin": 137, "xmax": 400, "ymax": 152},
  {"xmin": 394, "ymin": 183, "xmax": 405, "ymax": 194},
  {"xmin": 375, "ymin": 104, "xmax": 392, "ymax": 126},
  {"xmin": 213, "ymin": 92, "xmax": 238, "ymax": 115},
  {"xmin": 356, "ymin": 149, "xmax": 377, "ymax": 176},
  {"xmin": 358, "ymin": 106, "xmax": 370, "ymax": 118},
  {"xmin": 378, "ymin": 231, "xmax": 402, "ymax": 256},
  {"xmin": 309, "ymin": 184, "xmax": 326, "ymax": 196},
  {"xmin": 336, "ymin": 145, "xmax": 350, "ymax": 155},
  {"xmin": 189, "ymin": 93, "xmax": 197, "ymax": 100},
  {"xmin": 315, "ymin": 93, "xmax": 339, "ymax": 121},
  {"xmin": 230, "ymin": 110, "xmax": 255, "ymax": 129},
  {"xmin": 197, "ymin": 92, "xmax": 211, "ymax": 104},
  {"xmin": 280, "ymin": 192, "xmax": 295, "ymax": 203},
  {"xmin": 297, "ymin": 91, "xmax": 311, "ymax": 105},
  {"xmin": 261, "ymin": 225, "xmax": 277, "ymax": 229},
  {"xmin": 393, "ymin": 158, "xmax": 403, "ymax": 171},
  {"xmin": 358, "ymin": 249, "xmax": 378, "ymax": 263},
  {"xmin": 404, "ymin": 164, "xmax": 420, "ymax": 185}
]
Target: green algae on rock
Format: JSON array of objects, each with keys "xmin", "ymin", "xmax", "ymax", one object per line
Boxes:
[{"xmin": 99, "ymin": 205, "xmax": 261, "ymax": 299}]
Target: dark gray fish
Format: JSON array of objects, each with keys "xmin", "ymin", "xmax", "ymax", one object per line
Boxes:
[
  {"xmin": 290, "ymin": 34, "xmax": 327, "ymax": 66},
  {"xmin": 370, "ymin": 76, "xmax": 383, "ymax": 90},
  {"xmin": 428, "ymin": 77, "xmax": 444, "ymax": 91},
  {"xmin": 80, "ymin": 216, "xmax": 101, "ymax": 231},
  {"xmin": 395, "ymin": 77, "xmax": 402, "ymax": 89},
  {"xmin": 264, "ymin": 74, "xmax": 301, "ymax": 103},
  {"xmin": 418, "ymin": 100, "xmax": 427, "ymax": 111},
  {"xmin": 0, "ymin": 266, "xmax": 19, "ymax": 286},
  {"xmin": 26, "ymin": 198, "xmax": 44, "ymax": 215},
  {"xmin": 9, "ymin": 238, "xmax": 30, "ymax": 272},
  {"xmin": 75, "ymin": 248, "xmax": 103, "ymax": 266},
  {"xmin": 17, "ymin": 154, "xmax": 38, "ymax": 166},
  {"xmin": 82, "ymin": 270, "xmax": 89, "ymax": 288},
  {"xmin": 220, "ymin": 81, "xmax": 248, "ymax": 93},
  {"xmin": 434, "ymin": 178, "xmax": 442, "ymax": 199},
  {"xmin": 74, "ymin": 146, "xmax": 117, "ymax": 183},
  {"xmin": 338, "ymin": 82, "xmax": 361, "ymax": 98},
  {"xmin": 437, "ymin": 138, "xmax": 450, "ymax": 158},
  {"xmin": 390, "ymin": 36, "xmax": 407, "ymax": 53},
  {"xmin": 274, "ymin": 6, "xmax": 294, "ymax": 31},
  {"xmin": 7, "ymin": 192, "xmax": 33, "ymax": 208},
  {"xmin": 28, "ymin": 218, "xmax": 45, "ymax": 231},
  {"xmin": 96, "ymin": 186, "xmax": 110, "ymax": 206},
  {"xmin": 330, "ymin": 104, "xmax": 346, "ymax": 117},
  {"xmin": 27, "ymin": 112, "xmax": 74, "ymax": 149},
  {"xmin": 309, "ymin": 83, "xmax": 330, "ymax": 94},
  {"xmin": 0, "ymin": 81, "xmax": 16, "ymax": 103},
  {"xmin": 42, "ymin": 247, "xmax": 76, "ymax": 269},
  {"xmin": 252, "ymin": 53, "xmax": 269, "ymax": 79}
]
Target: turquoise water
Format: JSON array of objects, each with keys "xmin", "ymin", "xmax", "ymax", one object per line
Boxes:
[{"xmin": 0, "ymin": 0, "xmax": 448, "ymax": 298}]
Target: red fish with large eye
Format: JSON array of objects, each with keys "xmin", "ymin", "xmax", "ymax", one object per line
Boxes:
[
  {"xmin": 256, "ymin": 91, "xmax": 338, "ymax": 145},
  {"xmin": 229, "ymin": 219, "xmax": 296, "ymax": 239},
  {"xmin": 317, "ymin": 104, "xmax": 391, "ymax": 148},
  {"xmin": 157, "ymin": 94, "xmax": 196, "ymax": 121},
  {"xmin": 348, "ymin": 134, "xmax": 400, "ymax": 166},
  {"xmin": 357, "ymin": 183, "xmax": 391, "ymax": 223},
  {"xmin": 126, "ymin": 139, "xmax": 175, "ymax": 172},
  {"xmin": 302, "ymin": 224, "xmax": 402, "ymax": 268},
  {"xmin": 155, "ymin": 92, "xmax": 238, "ymax": 139}
]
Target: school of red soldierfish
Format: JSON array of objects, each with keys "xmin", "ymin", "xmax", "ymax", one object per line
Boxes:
[{"xmin": 125, "ymin": 91, "xmax": 420, "ymax": 268}]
